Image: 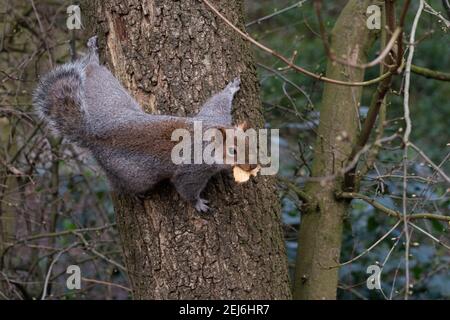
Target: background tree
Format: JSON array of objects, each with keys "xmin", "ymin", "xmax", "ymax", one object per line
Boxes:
[
  {"xmin": 293, "ymin": 0, "xmax": 375, "ymax": 299},
  {"xmin": 250, "ymin": 0, "xmax": 449, "ymax": 300}
]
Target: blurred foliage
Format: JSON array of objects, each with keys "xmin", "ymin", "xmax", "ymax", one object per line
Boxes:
[
  {"xmin": 0, "ymin": 0, "xmax": 129, "ymax": 299},
  {"xmin": 246, "ymin": 0, "xmax": 449, "ymax": 299}
]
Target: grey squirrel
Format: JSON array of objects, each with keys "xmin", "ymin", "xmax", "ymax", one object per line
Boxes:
[{"xmin": 33, "ymin": 36, "xmax": 256, "ymax": 212}]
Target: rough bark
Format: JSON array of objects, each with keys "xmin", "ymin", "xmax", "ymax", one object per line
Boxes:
[
  {"xmin": 293, "ymin": 0, "xmax": 375, "ymax": 299},
  {"xmin": 83, "ymin": 0, "xmax": 291, "ymax": 299}
]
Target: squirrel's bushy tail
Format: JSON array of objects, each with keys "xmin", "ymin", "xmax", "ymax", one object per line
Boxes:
[{"xmin": 33, "ymin": 62, "xmax": 87, "ymax": 142}]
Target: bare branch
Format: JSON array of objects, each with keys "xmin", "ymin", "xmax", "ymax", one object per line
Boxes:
[
  {"xmin": 202, "ymin": 0, "xmax": 394, "ymax": 87},
  {"xmin": 337, "ymin": 192, "xmax": 450, "ymax": 222}
]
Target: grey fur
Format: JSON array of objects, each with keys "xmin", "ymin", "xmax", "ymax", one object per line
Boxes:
[
  {"xmin": 196, "ymin": 77, "xmax": 240, "ymax": 125},
  {"xmin": 33, "ymin": 36, "xmax": 240, "ymax": 212}
]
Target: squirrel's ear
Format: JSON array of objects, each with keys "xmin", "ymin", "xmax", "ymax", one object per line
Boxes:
[
  {"xmin": 216, "ymin": 127, "xmax": 227, "ymax": 141},
  {"xmin": 195, "ymin": 77, "xmax": 241, "ymax": 125}
]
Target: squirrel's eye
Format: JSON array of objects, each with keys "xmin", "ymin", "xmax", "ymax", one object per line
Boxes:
[{"xmin": 227, "ymin": 147, "xmax": 237, "ymax": 156}]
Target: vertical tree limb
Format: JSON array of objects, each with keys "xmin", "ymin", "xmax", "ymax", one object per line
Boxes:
[{"xmin": 294, "ymin": 0, "xmax": 376, "ymax": 299}]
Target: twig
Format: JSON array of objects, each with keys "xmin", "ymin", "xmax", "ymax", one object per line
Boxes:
[
  {"xmin": 41, "ymin": 243, "xmax": 79, "ymax": 300},
  {"xmin": 82, "ymin": 277, "xmax": 132, "ymax": 292},
  {"xmin": 313, "ymin": 0, "xmax": 403, "ymax": 69},
  {"xmin": 424, "ymin": 0, "xmax": 450, "ymax": 27},
  {"xmin": 29, "ymin": 0, "xmax": 53, "ymax": 68},
  {"xmin": 408, "ymin": 222, "xmax": 450, "ymax": 250},
  {"xmin": 257, "ymin": 63, "xmax": 314, "ymax": 108},
  {"xmin": 327, "ymin": 221, "xmax": 401, "ymax": 268},
  {"xmin": 246, "ymin": 0, "xmax": 309, "ymax": 27},
  {"xmin": 343, "ymin": 0, "xmax": 406, "ymax": 191},
  {"xmin": 201, "ymin": 0, "xmax": 393, "ymax": 87},
  {"xmin": 337, "ymin": 192, "xmax": 450, "ymax": 222},
  {"xmin": 401, "ymin": 0, "xmax": 424, "ymax": 300},
  {"xmin": 380, "ymin": 229, "xmax": 404, "ymax": 299},
  {"xmin": 411, "ymin": 64, "xmax": 450, "ymax": 81},
  {"xmin": 278, "ymin": 176, "xmax": 312, "ymax": 204},
  {"xmin": 12, "ymin": 224, "xmax": 115, "ymax": 244},
  {"xmin": 73, "ymin": 231, "xmax": 126, "ymax": 272},
  {"xmin": 408, "ymin": 142, "xmax": 450, "ymax": 184}
]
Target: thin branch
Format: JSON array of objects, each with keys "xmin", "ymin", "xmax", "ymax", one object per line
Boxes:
[
  {"xmin": 29, "ymin": 0, "xmax": 53, "ymax": 68},
  {"xmin": 337, "ymin": 192, "xmax": 450, "ymax": 222},
  {"xmin": 12, "ymin": 224, "xmax": 115, "ymax": 244},
  {"xmin": 201, "ymin": 0, "xmax": 393, "ymax": 87},
  {"xmin": 397, "ymin": 0, "xmax": 412, "ymax": 66},
  {"xmin": 41, "ymin": 243, "xmax": 79, "ymax": 300},
  {"xmin": 402, "ymin": 0, "xmax": 424, "ymax": 300},
  {"xmin": 313, "ymin": 0, "xmax": 403, "ymax": 69},
  {"xmin": 411, "ymin": 64, "xmax": 450, "ymax": 81},
  {"xmin": 408, "ymin": 142, "xmax": 450, "ymax": 184},
  {"xmin": 408, "ymin": 222, "xmax": 450, "ymax": 250},
  {"xmin": 257, "ymin": 62, "xmax": 314, "ymax": 108},
  {"xmin": 327, "ymin": 221, "xmax": 401, "ymax": 268},
  {"xmin": 73, "ymin": 231, "xmax": 127, "ymax": 272},
  {"xmin": 298, "ymin": 134, "xmax": 400, "ymax": 185},
  {"xmin": 81, "ymin": 277, "xmax": 132, "ymax": 292},
  {"xmin": 278, "ymin": 176, "xmax": 313, "ymax": 204},
  {"xmin": 246, "ymin": 0, "xmax": 309, "ymax": 27},
  {"xmin": 424, "ymin": 0, "xmax": 450, "ymax": 27},
  {"xmin": 343, "ymin": 1, "xmax": 407, "ymax": 191}
]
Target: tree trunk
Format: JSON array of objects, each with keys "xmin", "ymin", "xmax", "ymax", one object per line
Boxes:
[
  {"xmin": 83, "ymin": 0, "xmax": 291, "ymax": 299},
  {"xmin": 293, "ymin": 0, "xmax": 375, "ymax": 299}
]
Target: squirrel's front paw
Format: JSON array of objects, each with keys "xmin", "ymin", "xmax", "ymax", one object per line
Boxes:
[
  {"xmin": 195, "ymin": 198, "xmax": 210, "ymax": 212},
  {"xmin": 227, "ymin": 76, "xmax": 241, "ymax": 94}
]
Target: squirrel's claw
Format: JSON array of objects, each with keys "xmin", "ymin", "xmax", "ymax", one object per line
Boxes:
[
  {"xmin": 87, "ymin": 36, "xmax": 98, "ymax": 50},
  {"xmin": 195, "ymin": 198, "xmax": 210, "ymax": 212}
]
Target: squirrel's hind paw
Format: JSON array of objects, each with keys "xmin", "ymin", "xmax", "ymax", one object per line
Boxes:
[{"xmin": 195, "ymin": 198, "xmax": 210, "ymax": 212}]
